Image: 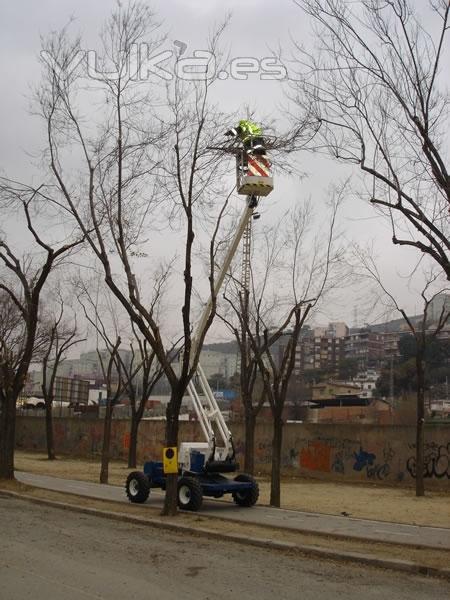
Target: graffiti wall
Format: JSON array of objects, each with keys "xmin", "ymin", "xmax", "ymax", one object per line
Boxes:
[
  {"xmin": 275, "ymin": 423, "xmax": 449, "ymax": 488},
  {"xmin": 15, "ymin": 418, "xmax": 450, "ymax": 489}
]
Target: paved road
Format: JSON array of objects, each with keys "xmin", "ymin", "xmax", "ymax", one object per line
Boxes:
[
  {"xmin": 16, "ymin": 471, "xmax": 450, "ymax": 549},
  {"xmin": 2, "ymin": 495, "xmax": 449, "ymax": 600}
]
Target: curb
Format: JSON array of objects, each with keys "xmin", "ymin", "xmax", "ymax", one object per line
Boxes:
[{"xmin": 1, "ymin": 489, "xmax": 450, "ymax": 581}]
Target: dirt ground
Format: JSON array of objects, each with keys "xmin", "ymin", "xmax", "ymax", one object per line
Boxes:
[{"xmin": 13, "ymin": 450, "xmax": 450, "ymax": 528}]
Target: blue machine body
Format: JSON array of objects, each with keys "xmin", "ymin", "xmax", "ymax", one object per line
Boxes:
[{"xmin": 143, "ymin": 451, "xmax": 254, "ymax": 498}]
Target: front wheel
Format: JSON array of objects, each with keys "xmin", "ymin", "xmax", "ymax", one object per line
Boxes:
[
  {"xmin": 232, "ymin": 473, "xmax": 259, "ymax": 507},
  {"xmin": 177, "ymin": 477, "xmax": 203, "ymax": 511},
  {"xmin": 125, "ymin": 471, "xmax": 150, "ymax": 503}
]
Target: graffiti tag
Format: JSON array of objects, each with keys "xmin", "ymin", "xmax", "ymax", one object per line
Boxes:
[
  {"xmin": 353, "ymin": 448, "xmax": 376, "ymax": 471},
  {"xmin": 353, "ymin": 447, "xmax": 390, "ymax": 480},
  {"xmin": 406, "ymin": 442, "xmax": 450, "ymax": 479}
]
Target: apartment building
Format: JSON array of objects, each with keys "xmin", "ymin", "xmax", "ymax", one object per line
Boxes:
[
  {"xmin": 295, "ymin": 323, "xmax": 348, "ymax": 375},
  {"xmin": 344, "ymin": 328, "xmax": 384, "ymax": 371}
]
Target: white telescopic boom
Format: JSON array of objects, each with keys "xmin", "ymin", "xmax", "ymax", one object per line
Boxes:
[
  {"xmin": 191, "ymin": 201, "xmax": 255, "ymax": 357},
  {"xmin": 186, "ymin": 198, "xmax": 256, "ymax": 462},
  {"xmin": 184, "ymin": 144, "xmax": 274, "ymax": 465}
]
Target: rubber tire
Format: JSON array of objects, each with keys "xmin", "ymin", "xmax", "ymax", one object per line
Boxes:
[
  {"xmin": 125, "ymin": 471, "xmax": 150, "ymax": 503},
  {"xmin": 232, "ymin": 473, "xmax": 259, "ymax": 507},
  {"xmin": 177, "ymin": 477, "xmax": 203, "ymax": 512}
]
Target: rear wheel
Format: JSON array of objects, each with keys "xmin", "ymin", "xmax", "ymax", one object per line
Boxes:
[
  {"xmin": 232, "ymin": 473, "xmax": 259, "ymax": 507},
  {"xmin": 125, "ymin": 471, "xmax": 150, "ymax": 503},
  {"xmin": 177, "ymin": 477, "xmax": 203, "ymax": 511}
]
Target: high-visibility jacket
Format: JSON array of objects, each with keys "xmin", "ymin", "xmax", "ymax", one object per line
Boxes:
[{"xmin": 238, "ymin": 120, "xmax": 262, "ymax": 141}]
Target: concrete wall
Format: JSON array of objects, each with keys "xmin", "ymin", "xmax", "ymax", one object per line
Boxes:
[{"xmin": 15, "ymin": 417, "xmax": 450, "ymax": 489}]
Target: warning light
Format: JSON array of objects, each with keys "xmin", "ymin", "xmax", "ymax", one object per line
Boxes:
[{"xmin": 163, "ymin": 447, "xmax": 178, "ymax": 474}]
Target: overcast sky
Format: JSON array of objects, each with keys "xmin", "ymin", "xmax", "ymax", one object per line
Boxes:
[{"xmin": 0, "ymin": 0, "xmax": 442, "ymax": 346}]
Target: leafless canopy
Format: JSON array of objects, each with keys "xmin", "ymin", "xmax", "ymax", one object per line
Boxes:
[
  {"xmin": 290, "ymin": 0, "xmax": 450, "ymax": 278},
  {"xmin": 9, "ymin": 1, "xmax": 243, "ymax": 510}
]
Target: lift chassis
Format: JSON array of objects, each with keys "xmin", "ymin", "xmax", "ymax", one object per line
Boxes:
[{"xmin": 125, "ymin": 142, "xmax": 273, "ymax": 511}]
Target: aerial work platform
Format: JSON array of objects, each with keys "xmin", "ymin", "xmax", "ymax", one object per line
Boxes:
[
  {"xmin": 236, "ymin": 147, "xmax": 274, "ymax": 197},
  {"xmin": 125, "ymin": 130, "xmax": 275, "ymax": 511}
]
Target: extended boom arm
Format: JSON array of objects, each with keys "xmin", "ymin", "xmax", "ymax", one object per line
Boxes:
[{"xmin": 185, "ymin": 196, "xmax": 257, "ymax": 466}]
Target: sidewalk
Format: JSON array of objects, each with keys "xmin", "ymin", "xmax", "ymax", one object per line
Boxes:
[{"xmin": 13, "ymin": 451, "xmax": 450, "ymax": 527}]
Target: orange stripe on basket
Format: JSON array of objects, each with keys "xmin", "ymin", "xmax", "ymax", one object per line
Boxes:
[{"xmin": 248, "ymin": 157, "xmax": 270, "ymax": 177}]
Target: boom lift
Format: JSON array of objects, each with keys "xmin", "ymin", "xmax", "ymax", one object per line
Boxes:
[{"xmin": 125, "ymin": 137, "xmax": 274, "ymax": 511}]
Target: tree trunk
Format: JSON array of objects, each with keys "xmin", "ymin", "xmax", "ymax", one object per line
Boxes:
[
  {"xmin": 161, "ymin": 397, "xmax": 180, "ymax": 516},
  {"xmin": 45, "ymin": 400, "xmax": 56, "ymax": 460},
  {"xmin": 244, "ymin": 411, "xmax": 256, "ymax": 475},
  {"xmin": 270, "ymin": 414, "xmax": 283, "ymax": 507},
  {"xmin": 415, "ymin": 355, "xmax": 425, "ymax": 497},
  {"xmin": 100, "ymin": 401, "xmax": 114, "ymax": 484},
  {"xmin": 128, "ymin": 412, "xmax": 139, "ymax": 469},
  {"xmin": 0, "ymin": 393, "xmax": 16, "ymax": 480}
]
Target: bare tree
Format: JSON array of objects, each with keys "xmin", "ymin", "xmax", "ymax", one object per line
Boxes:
[
  {"xmin": 27, "ymin": 3, "xmax": 238, "ymax": 514},
  {"xmin": 77, "ymin": 280, "xmax": 128, "ymax": 483},
  {"xmin": 290, "ymin": 0, "xmax": 450, "ymax": 278},
  {"xmin": 0, "ymin": 189, "xmax": 83, "ymax": 479},
  {"xmin": 227, "ymin": 190, "xmax": 346, "ymax": 506},
  {"xmin": 96, "ymin": 337, "xmax": 125, "ymax": 485},
  {"xmin": 220, "ymin": 299, "xmax": 267, "ymax": 475},
  {"xmin": 392, "ymin": 289, "xmax": 448, "ymax": 496},
  {"xmin": 40, "ymin": 295, "xmax": 85, "ymax": 460},
  {"xmin": 119, "ymin": 322, "xmax": 165, "ymax": 469},
  {"xmin": 76, "ymin": 272, "xmax": 167, "ymax": 469},
  {"xmin": 218, "ymin": 225, "xmax": 267, "ymax": 475},
  {"xmin": 0, "ymin": 291, "xmax": 32, "ymax": 478},
  {"xmin": 354, "ymin": 251, "xmax": 449, "ymax": 496},
  {"xmin": 251, "ymin": 302, "xmax": 312, "ymax": 507}
]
